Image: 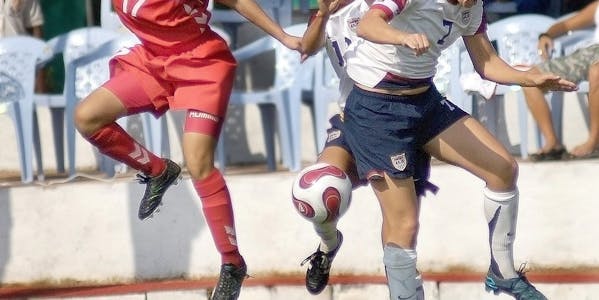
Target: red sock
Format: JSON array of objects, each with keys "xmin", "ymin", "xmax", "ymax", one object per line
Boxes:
[
  {"xmin": 193, "ymin": 169, "xmax": 243, "ymax": 266},
  {"xmin": 85, "ymin": 123, "xmax": 165, "ymax": 176}
]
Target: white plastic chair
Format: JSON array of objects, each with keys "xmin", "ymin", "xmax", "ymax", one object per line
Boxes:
[
  {"xmin": 482, "ymin": 14, "xmax": 558, "ymax": 158},
  {"xmin": 34, "ymin": 27, "xmax": 121, "ymax": 174},
  {"xmin": 63, "ymin": 34, "xmax": 162, "ymax": 177},
  {"xmin": 219, "ymin": 23, "xmax": 311, "ymax": 172},
  {"xmin": 0, "ymin": 36, "xmax": 52, "ymax": 183}
]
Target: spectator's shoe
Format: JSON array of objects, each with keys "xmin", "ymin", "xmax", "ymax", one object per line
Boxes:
[
  {"xmin": 301, "ymin": 231, "xmax": 343, "ymax": 295},
  {"xmin": 484, "ymin": 266, "xmax": 547, "ymax": 300},
  {"xmin": 136, "ymin": 159, "xmax": 181, "ymax": 220},
  {"xmin": 210, "ymin": 263, "xmax": 248, "ymax": 300}
]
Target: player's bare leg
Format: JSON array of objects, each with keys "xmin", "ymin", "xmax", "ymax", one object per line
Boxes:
[
  {"xmin": 425, "ymin": 116, "xmax": 546, "ymax": 299},
  {"xmin": 569, "ymin": 62, "xmax": 599, "ymax": 158},
  {"xmin": 371, "ymin": 174, "xmax": 423, "ymax": 300}
]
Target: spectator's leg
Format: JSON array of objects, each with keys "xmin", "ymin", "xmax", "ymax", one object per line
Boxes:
[
  {"xmin": 522, "ymin": 84, "xmax": 561, "ymax": 153},
  {"xmin": 570, "ymin": 62, "xmax": 599, "ymax": 157}
]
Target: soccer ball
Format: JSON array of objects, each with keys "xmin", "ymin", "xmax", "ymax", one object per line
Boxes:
[{"xmin": 292, "ymin": 163, "xmax": 352, "ymax": 224}]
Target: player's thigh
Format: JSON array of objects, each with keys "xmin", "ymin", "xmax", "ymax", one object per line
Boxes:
[
  {"xmin": 75, "ymin": 87, "xmax": 127, "ymax": 130},
  {"xmin": 318, "ymin": 146, "xmax": 354, "ymax": 173},
  {"xmin": 423, "ymin": 116, "xmax": 516, "ymax": 185}
]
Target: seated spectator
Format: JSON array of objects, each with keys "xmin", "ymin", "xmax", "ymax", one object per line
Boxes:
[
  {"xmin": 522, "ymin": 0, "xmax": 599, "ymax": 161},
  {"xmin": 1, "ymin": 0, "xmax": 44, "ymax": 38}
]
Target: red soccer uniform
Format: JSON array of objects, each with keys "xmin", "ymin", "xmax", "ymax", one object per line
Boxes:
[{"xmin": 104, "ymin": 0, "xmax": 236, "ymax": 119}]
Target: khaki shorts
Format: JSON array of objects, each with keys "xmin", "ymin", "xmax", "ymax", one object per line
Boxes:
[{"xmin": 537, "ymin": 43, "xmax": 599, "ymax": 83}]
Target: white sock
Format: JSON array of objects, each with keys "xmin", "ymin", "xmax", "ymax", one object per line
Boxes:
[
  {"xmin": 383, "ymin": 244, "xmax": 424, "ymax": 300},
  {"xmin": 483, "ymin": 187, "xmax": 519, "ymax": 279},
  {"xmin": 314, "ymin": 221, "xmax": 339, "ymax": 252}
]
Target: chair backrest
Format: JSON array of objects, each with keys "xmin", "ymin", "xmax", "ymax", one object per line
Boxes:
[
  {"xmin": 487, "ymin": 14, "xmax": 558, "ymax": 67},
  {"xmin": 0, "ymin": 36, "xmax": 50, "ymax": 106},
  {"xmin": 101, "ymin": 0, "xmax": 129, "ymax": 33},
  {"xmin": 210, "ymin": 0, "xmax": 292, "ymax": 27},
  {"xmin": 232, "ymin": 23, "xmax": 309, "ymax": 90},
  {"xmin": 47, "ymin": 27, "xmax": 122, "ymax": 71},
  {"xmin": 66, "ymin": 35, "xmax": 141, "ymax": 100}
]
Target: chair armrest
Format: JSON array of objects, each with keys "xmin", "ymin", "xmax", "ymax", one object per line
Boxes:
[{"xmin": 232, "ymin": 37, "xmax": 274, "ymax": 62}]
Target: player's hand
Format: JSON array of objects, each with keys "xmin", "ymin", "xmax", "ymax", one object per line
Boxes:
[
  {"xmin": 317, "ymin": 0, "xmax": 344, "ymax": 16},
  {"xmin": 398, "ymin": 32, "xmax": 429, "ymax": 56},
  {"xmin": 455, "ymin": 0, "xmax": 476, "ymax": 8},
  {"xmin": 537, "ymin": 35, "xmax": 554, "ymax": 61},
  {"xmin": 530, "ymin": 73, "xmax": 578, "ymax": 92},
  {"xmin": 281, "ymin": 34, "xmax": 302, "ymax": 52}
]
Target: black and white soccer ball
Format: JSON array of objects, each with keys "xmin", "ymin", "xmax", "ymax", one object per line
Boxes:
[{"xmin": 292, "ymin": 163, "xmax": 352, "ymax": 224}]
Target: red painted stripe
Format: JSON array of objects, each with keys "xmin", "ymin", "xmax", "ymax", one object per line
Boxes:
[{"xmin": 2, "ymin": 271, "xmax": 599, "ymax": 298}]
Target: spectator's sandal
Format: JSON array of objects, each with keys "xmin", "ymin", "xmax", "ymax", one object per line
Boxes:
[{"xmin": 528, "ymin": 147, "xmax": 567, "ymax": 162}]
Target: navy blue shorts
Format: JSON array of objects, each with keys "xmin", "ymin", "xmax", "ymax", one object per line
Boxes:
[
  {"xmin": 343, "ymin": 85, "xmax": 467, "ymax": 182},
  {"xmin": 324, "ymin": 113, "xmax": 439, "ymax": 197}
]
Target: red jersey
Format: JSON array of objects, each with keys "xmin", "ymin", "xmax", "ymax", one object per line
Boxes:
[{"xmin": 113, "ymin": 0, "xmax": 212, "ymax": 55}]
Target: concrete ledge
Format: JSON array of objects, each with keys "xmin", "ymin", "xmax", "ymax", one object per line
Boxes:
[{"xmin": 1, "ymin": 159, "xmax": 598, "ymax": 299}]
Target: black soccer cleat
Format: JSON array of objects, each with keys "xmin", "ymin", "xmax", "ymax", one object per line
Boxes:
[
  {"xmin": 301, "ymin": 231, "xmax": 343, "ymax": 295},
  {"xmin": 136, "ymin": 159, "xmax": 181, "ymax": 220},
  {"xmin": 210, "ymin": 263, "xmax": 248, "ymax": 300},
  {"xmin": 484, "ymin": 266, "xmax": 547, "ymax": 300}
]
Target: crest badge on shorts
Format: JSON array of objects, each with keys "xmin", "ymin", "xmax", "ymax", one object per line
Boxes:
[
  {"xmin": 461, "ymin": 10, "xmax": 471, "ymax": 25},
  {"xmin": 390, "ymin": 153, "xmax": 407, "ymax": 171}
]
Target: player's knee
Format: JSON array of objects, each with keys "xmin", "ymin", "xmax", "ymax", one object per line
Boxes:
[
  {"xmin": 74, "ymin": 103, "xmax": 103, "ymax": 136},
  {"xmin": 185, "ymin": 153, "xmax": 214, "ymax": 180},
  {"xmin": 388, "ymin": 217, "xmax": 420, "ymax": 239},
  {"xmin": 490, "ymin": 156, "xmax": 518, "ymax": 189}
]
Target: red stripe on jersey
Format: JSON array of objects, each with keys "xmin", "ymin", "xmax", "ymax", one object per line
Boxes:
[
  {"xmin": 371, "ymin": 4, "xmax": 394, "ymax": 21},
  {"xmin": 372, "ymin": 0, "xmax": 407, "ymax": 21}
]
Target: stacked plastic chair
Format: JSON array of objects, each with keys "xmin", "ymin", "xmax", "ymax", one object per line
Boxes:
[
  {"xmin": 63, "ymin": 34, "xmax": 164, "ymax": 178},
  {"xmin": 221, "ymin": 23, "xmax": 312, "ymax": 172},
  {"xmin": 0, "ymin": 36, "xmax": 52, "ymax": 182},
  {"xmin": 34, "ymin": 27, "xmax": 121, "ymax": 175}
]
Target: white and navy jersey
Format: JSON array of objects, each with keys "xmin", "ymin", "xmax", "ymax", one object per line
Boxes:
[
  {"xmin": 318, "ymin": 0, "xmax": 370, "ymax": 107},
  {"xmin": 346, "ymin": 0, "xmax": 486, "ymax": 88}
]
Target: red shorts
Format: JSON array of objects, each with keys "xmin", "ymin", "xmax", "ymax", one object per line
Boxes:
[{"xmin": 103, "ymin": 30, "xmax": 236, "ymax": 122}]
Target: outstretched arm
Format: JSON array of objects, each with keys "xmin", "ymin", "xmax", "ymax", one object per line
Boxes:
[
  {"xmin": 217, "ymin": 0, "xmax": 301, "ymax": 51},
  {"xmin": 463, "ymin": 33, "xmax": 578, "ymax": 92}
]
